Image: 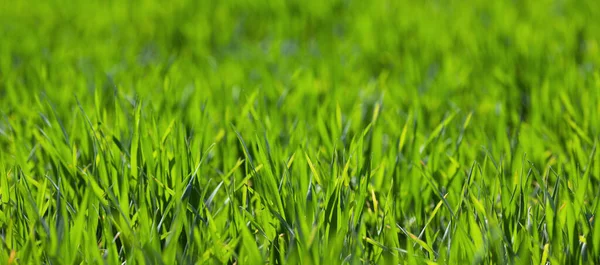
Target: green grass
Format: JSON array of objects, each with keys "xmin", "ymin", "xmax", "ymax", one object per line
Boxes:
[{"xmin": 1, "ymin": 0, "xmax": 600, "ymax": 264}]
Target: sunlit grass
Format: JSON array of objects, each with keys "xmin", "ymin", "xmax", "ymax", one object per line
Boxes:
[{"xmin": 1, "ymin": 0, "xmax": 600, "ymax": 264}]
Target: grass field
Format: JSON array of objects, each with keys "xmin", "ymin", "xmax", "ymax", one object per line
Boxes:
[{"xmin": 2, "ymin": 0, "xmax": 600, "ymax": 264}]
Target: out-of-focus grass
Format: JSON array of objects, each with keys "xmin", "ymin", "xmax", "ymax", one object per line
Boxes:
[{"xmin": 1, "ymin": 0, "xmax": 600, "ymax": 264}]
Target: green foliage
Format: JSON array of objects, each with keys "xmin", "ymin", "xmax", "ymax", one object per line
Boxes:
[{"xmin": 1, "ymin": 0, "xmax": 600, "ymax": 264}]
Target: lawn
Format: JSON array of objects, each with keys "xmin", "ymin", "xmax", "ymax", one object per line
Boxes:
[{"xmin": 1, "ymin": 0, "xmax": 600, "ymax": 264}]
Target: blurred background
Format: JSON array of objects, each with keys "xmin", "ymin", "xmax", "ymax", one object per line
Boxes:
[{"xmin": 2, "ymin": 0, "xmax": 600, "ymax": 168}]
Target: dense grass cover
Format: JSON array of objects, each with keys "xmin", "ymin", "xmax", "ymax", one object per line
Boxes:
[{"xmin": 2, "ymin": 0, "xmax": 600, "ymax": 264}]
